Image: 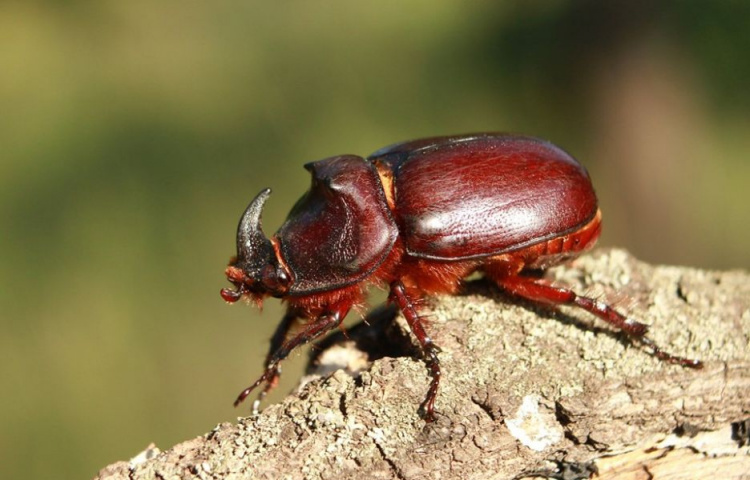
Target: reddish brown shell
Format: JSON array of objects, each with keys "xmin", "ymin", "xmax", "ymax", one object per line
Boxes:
[
  {"xmin": 276, "ymin": 155, "xmax": 398, "ymax": 294},
  {"xmin": 369, "ymin": 134, "xmax": 598, "ymax": 260}
]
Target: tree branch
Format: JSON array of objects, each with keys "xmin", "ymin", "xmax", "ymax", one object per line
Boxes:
[{"xmin": 94, "ymin": 249, "xmax": 750, "ymax": 480}]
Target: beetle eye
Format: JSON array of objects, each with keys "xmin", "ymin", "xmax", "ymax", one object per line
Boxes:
[{"xmin": 261, "ymin": 264, "xmax": 291, "ymax": 296}]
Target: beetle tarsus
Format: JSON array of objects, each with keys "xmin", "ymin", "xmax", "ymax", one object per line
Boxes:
[
  {"xmin": 234, "ymin": 380, "xmax": 260, "ymax": 407},
  {"xmin": 417, "ymin": 347, "xmax": 441, "ymax": 423},
  {"xmin": 639, "ymin": 336, "xmax": 704, "ymax": 368}
]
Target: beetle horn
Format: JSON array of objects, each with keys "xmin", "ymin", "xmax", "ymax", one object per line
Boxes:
[{"xmin": 236, "ymin": 188, "xmax": 274, "ymax": 274}]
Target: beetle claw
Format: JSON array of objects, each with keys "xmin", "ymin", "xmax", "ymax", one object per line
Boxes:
[
  {"xmin": 638, "ymin": 336, "xmax": 704, "ymax": 368},
  {"xmin": 418, "ymin": 404, "xmax": 436, "ymax": 423},
  {"xmin": 233, "ymin": 374, "xmax": 267, "ymax": 407},
  {"xmin": 233, "ymin": 383, "xmax": 257, "ymax": 407},
  {"xmin": 234, "ymin": 361, "xmax": 283, "ymax": 411}
]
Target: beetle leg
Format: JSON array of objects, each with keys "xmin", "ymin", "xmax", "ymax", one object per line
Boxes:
[
  {"xmin": 496, "ymin": 276, "xmax": 703, "ymax": 368},
  {"xmin": 235, "ymin": 308, "xmax": 348, "ymax": 410},
  {"xmin": 253, "ymin": 309, "xmax": 298, "ymax": 410},
  {"xmin": 389, "ymin": 280, "xmax": 441, "ymax": 422}
]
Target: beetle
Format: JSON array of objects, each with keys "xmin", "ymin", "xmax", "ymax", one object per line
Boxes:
[{"xmin": 221, "ymin": 133, "xmax": 702, "ymax": 422}]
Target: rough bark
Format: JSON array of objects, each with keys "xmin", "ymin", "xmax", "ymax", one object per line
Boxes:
[{"xmin": 94, "ymin": 249, "xmax": 750, "ymax": 480}]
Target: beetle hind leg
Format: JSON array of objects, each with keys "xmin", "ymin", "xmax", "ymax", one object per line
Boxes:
[
  {"xmin": 389, "ymin": 280, "xmax": 442, "ymax": 422},
  {"xmin": 494, "ymin": 275, "xmax": 703, "ymax": 368}
]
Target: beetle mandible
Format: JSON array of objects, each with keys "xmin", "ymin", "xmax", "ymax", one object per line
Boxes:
[{"xmin": 221, "ymin": 133, "xmax": 702, "ymax": 422}]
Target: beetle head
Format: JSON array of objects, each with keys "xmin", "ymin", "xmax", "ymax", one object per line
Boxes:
[{"xmin": 221, "ymin": 188, "xmax": 292, "ymax": 305}]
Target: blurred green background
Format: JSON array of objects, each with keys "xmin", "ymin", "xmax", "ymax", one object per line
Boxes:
[{"xmin": 1, "ymin": 1, "xmax": 748, "ymax": 478}]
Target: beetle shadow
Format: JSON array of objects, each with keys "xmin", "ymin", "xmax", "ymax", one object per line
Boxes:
[
  {"xmin": 307, "ymin": 302, "xmax": 420, "ymax": 375},
  {"xmin": 308, "ymin": 276, "xmax": 643, "ymax": 375}
]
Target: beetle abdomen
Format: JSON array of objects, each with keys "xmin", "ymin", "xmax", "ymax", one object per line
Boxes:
[{"xmin": 372, "ymin": 135, "xmax": 598, "ymax": 260}]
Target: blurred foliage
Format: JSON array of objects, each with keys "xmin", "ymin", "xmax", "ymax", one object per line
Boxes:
[{"xmin": 1, "ymin": 1, "xmax": 748, "ymax": 478}]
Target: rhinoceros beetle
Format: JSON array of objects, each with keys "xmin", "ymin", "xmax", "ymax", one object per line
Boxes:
[{"xmin": 221, "ymin": 133, "xmax": 702, "ymax": 422}]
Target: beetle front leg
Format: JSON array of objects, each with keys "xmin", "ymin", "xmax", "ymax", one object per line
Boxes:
[
  {"xmin": 389, "ymin": 280, "xmax": 442, "ymax": 422},
  {"xmin": 234, "ymin": 307, "xmax": 348, "ymax": 410},
  {"xmin": 496, "ymin": 276, "xmax": 703, "ymax": 368},
  {"xmin": 252, "ymin": 309, "xmax": 298, "ymax": 411}
]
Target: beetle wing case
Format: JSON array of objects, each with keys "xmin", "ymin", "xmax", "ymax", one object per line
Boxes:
[
  {"xmin": 276, "ymin": 155, "xmax": 398, "ymax": 294},
  {"xmin": 369, "ymin": 134, "xmax": 598, "ymax": 260}
]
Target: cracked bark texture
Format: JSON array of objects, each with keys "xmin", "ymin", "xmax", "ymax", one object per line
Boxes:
[{"xmin": 94, "ymin": 249, "xmax": 750, "ymax": 480}]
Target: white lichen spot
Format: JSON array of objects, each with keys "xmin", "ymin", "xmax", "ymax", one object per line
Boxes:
[
  {"xmin": 505, "ymin": 395, "xmax": 564, "ymax": 452},
  {"xmin": 367, "ymin": 428, "xmax": 385, "ymax": 442},
  {"xmin": 313, "ymin": 409, "xmax": 343, "ymax": 428},
  {"xmin": 128, "ymin": 443, "xmax": 161, "ymax": 468}
]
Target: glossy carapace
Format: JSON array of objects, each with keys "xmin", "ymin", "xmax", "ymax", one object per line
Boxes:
[{"xmin": 221, "ymin": 133, "xmax": 701, "ymax": 421}]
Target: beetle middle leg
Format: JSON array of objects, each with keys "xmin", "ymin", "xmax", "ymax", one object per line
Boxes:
[
  {"xmin": 234, "ymin": 307, "xmax": 349, "ymax": 410},
  {"xmin": 389, "ymin": 280, "xmax": 442, "ymax": 422},
  {"xmin": 494, "ymin": 275, "xmax": 702, "ymax": 368}
]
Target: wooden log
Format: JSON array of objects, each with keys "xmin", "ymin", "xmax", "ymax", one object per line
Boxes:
[{"xmin": 94, "ymin": 249, "xmax": 750, "ymax": 480}]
